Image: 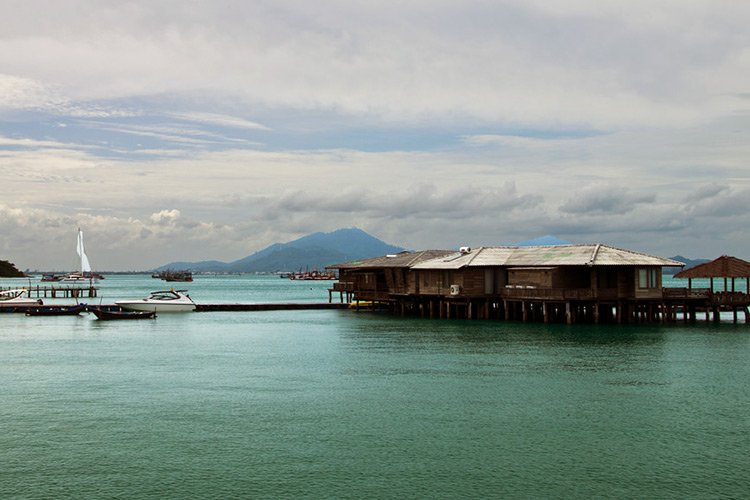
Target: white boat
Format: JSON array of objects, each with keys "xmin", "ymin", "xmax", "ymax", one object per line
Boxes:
[
  {"xmin": 115, "ymin": 290, "xmax": 196, "ymax": 313},
  {"xmin": 60, "ymin": 228, "xmax": 98, "ymax": 283},
  {"xmin": 0, "ymin": 289, "xmax": 43, "ymax": 307}
]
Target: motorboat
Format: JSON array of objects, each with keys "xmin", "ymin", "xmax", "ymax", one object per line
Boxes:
[
  {"xmin": 0, "ymin": 289, "xmax": 43, "ymax": 308},
  {"xmin": 115, "ymin": 289, "xmax": 196, "ymax": 313}
]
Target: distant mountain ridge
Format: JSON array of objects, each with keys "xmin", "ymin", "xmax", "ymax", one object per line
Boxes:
[
  {"xmin": 156, "ymin": 228, "xmax": 404, "ymax": 273},
  {"xmin": 665, "ymin": 255, "xmax": 711, "ymax": 273}
]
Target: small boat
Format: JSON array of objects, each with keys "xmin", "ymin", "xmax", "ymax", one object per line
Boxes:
[
  {"xmin": 154, "ymin": 270, "xmax": 193, "ymax": 282},
  {"xmin": 0, "ymin": 289, "xmax": 43, "ymax": 308},
  {"xmin": 25, "ymin": 304, "xmax": 87, "ymax": 316},
  {"xmin": 41, "ymin": 273, "xmax": 63, "ymax": 282},
  {"xmin": 88, "ymin": 305, "xmax": 157, "ymax": 320},
  {"xmin": 115, "ymin": 289, "xmax": 196, "ymax": 313}
]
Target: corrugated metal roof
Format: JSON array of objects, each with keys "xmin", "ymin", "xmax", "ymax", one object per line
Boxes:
[
  {"xmin": 673, "ymin": 255, "xmax": 750, "ymax": 278},
  {"xmin": 328, "ymin": 250, "xmax": 454, "ymax": 269},
  {"xmin": 411, "ymin": 244, "xmax": 683, "ymax": 269}
]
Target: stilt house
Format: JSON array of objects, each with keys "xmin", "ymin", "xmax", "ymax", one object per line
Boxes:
[{"xmin": 330, "ymin": 244, "xmax": 685, "ymax": 323}]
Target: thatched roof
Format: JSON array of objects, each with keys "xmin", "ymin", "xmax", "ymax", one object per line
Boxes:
[{"xmin": 673, "ymin": 255, "xmax": 750, "ymax": 279}]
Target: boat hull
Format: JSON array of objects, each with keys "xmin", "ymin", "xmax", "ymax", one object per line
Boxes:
[
  {"xmin": 89, "ymin": 306, "xmax": 157, "ymax": 320},
  {"xmin": 25, "ymin": 304, "xmax": 87, "ymax": 316}
]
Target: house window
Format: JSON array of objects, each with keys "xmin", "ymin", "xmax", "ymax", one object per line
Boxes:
[{"xmin": 638, "ymin": 268, "xmax": 658, "ymax": 289}]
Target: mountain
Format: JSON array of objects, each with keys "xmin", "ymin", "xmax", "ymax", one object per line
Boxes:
[
  {"xmin": 0, "ymin": 259, "xmax": 26, "ymax": 277},
  {"xmin": 156, "ymin": 228, "xmax": 404, "ymax": 273},
  {"xmin": 664, "ymin": 255, "xmax": 711, "ymax": 274}
]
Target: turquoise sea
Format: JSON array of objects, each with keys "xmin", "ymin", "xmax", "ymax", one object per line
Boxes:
[{"xmin": 1, "ymin": 275, "xmax": 749, "ymax": 498}]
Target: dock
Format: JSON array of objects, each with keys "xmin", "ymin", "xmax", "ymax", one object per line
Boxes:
[
  {"xmin": 195, "ymin": 303, "xmax": 348, "ymax": 312},
  {"xmin": 1, "ymin": 285, "xmax": 99, "ymax": 299}
]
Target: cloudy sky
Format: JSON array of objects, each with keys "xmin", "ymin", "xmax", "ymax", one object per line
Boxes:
[{"xmin": 1, "ymin": 0, "xmax": 749, "ymax": 270}]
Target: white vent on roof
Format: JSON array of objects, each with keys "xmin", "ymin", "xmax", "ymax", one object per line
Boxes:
[{"xmin": 459, "ymin": 246, "xmax": 471, "ymax": 254}]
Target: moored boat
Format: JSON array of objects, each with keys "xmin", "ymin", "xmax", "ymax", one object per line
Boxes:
[
  {"xmin": 88, "ymin": 305, "xmax": 157, "ymax": 320},
  {"xmin": 25, "ymin": 304, "xmax": 87, "ymax": 316},
  {"xmin": 0, "ymin": 289, "xmax": 43, "ymax": 308},
  {"xmin": 115, "ymin": 289, "xmax": 196, "ymax": 313}
]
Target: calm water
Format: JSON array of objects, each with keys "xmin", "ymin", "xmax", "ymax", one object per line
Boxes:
[{"xmin": 1, "ymin": 275, "xmax": 749, "ymax": 498}]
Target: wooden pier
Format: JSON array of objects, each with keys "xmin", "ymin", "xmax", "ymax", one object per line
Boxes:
[
  {"xmin": 195, "ymin": 303, "xmax": 348, "ymax": 312},
  {"xmin": 1, "ymin": 285, "xmax": 98, "ymax": 299}
]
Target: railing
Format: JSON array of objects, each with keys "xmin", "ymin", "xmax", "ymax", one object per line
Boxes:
[
  {"xmin": 711, "ymin": 291, "xmax": 750, "ymax": 306},
  {"xmin": 332, "ymin": 282, "xmax": 355, "ymax": 292},
  {"xmin": 662, "ymin": 287, "xmax": 711, "ymax": 299}
]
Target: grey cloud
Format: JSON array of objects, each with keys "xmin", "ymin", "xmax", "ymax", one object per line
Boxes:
[
  {"xmin": 560, "ymin": 186, "xmax": 656, "ymax": 215},
  {"xmin": 260, "ymin": 182, "xmax": 544, "ymax": 221},
  {"xmin": 686, "ymin": 186, "xmax": 750, "ymax": 218}
]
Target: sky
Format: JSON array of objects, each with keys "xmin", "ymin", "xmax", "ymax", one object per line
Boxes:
[{"xmin": 1, "ymin": 0, "xmax": 749, "ymax": 271}]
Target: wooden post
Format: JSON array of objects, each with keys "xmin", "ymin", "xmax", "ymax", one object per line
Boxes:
[
  {"xmin": 593, "ymin": 303, "xmax": 600, "ymax": 324},
  {"xmin": 543, "ymin": 302, "xmax": 549, "ymax": 323},
  {"xmin": 522, "ymin": 301, "xmax": 528, "ymax": 322}
]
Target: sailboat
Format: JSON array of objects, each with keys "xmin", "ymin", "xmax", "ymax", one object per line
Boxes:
[{"xmin": 60, "ymin": 228, "xmax": 100, "ymax": 282}]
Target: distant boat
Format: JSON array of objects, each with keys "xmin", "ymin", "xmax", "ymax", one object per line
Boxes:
[
  {"xmin": 288, "ymin": 270, "xmax": 337, "ymax": 280},
  {"xmin": 88, "ymin": 305, "xmax": 157, "ymax": 320},
  {"xmin": 115, "ymin": 289, "xmax": 197, "ymax": 313},
  {"xmin": 154, "ymin": 269, "xmax": 193, "ymax": 282},
  {"xmin": 60, "ymin": 228, "xmax": 101, "ymax": 282}
]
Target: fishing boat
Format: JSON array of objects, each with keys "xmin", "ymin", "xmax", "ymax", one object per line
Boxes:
[
  {"xmin": 115, "ymin": 289, "xmax": 196, "ymax": 313},
  {"xmin": 0, "ymin": 289, "xmax": 43, "ymax": 309},
  {"xmin": 25, "ymin": 304, "xmax": 87, "ymax": 316},
  {"xmin": 60, "ymin": 228, "xmax": 100, "ymax": 282},
  {"xmin": 88, "ymin": 305, "xmax": 157, "ymax": 320}
]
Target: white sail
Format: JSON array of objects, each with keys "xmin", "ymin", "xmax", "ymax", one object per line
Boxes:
[{"xmin": 76, "ymin": 228, "xmax": 92, "ymax": 273}]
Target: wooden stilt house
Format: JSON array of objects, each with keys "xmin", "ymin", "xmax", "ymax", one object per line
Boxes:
[{"xmin": 330, "ymin": 244, "xmax": 686, "ymax": 323}]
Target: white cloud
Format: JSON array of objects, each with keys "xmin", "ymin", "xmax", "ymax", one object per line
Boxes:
[
  {"xmin": 150, "ymin": 209, "xmax": 181, "ymax": 225},
  {"xmin": 169, "ymin": 112, "xmax": 270, "ymax": 131}
]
